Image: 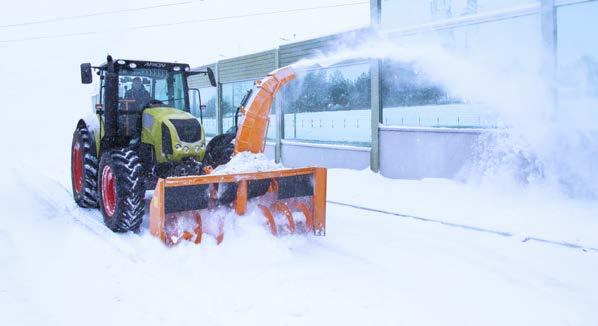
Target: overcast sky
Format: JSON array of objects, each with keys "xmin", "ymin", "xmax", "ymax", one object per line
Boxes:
[
  {"xmin": 0, "ymin": 0, "xmax": 370, "ymax": 145},
  {"xmin": 0, "ymin": 0, "xmax": 370, "ymax": 64}
]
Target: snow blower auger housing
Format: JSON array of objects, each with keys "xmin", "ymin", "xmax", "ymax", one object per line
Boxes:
[
  {"xmin": 150, "ymin": 167, "xmax": 327, "ymax": 245},
  {"xmin": 71, "ymin": 55, "xmax": 327, "ymax": 244}
]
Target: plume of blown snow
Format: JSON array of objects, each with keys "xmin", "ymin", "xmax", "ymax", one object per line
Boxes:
[{"xmin": 290, "ymin": 31, "xmax": 598, "ymax": 198}]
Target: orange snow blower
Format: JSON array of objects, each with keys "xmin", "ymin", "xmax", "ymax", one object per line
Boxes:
[{"xmin": 149, "ymin": 66, "xmax": 327, "ymax": 245}]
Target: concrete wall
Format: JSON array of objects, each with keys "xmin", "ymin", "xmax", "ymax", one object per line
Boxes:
[
  {"xmin": 281, "ymin": 140, "xmax": 370, "ymax": 169},
  {"xmin": 211, "ymin": 129, "xmax": 482, "ymax": 180},
  {"xmin": 379, "ymin": 126, "xmax": 484, "ymax": 179}
]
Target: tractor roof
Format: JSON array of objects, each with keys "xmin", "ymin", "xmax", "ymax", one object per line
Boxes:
[{"xmin": 99, "ymin": 59, "xmax": 191, "ymax": 72}]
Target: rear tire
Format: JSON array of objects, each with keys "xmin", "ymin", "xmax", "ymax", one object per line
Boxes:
[
  {"xmin": 71, "ymin": 126, "xmax": 98, "ymax": 208},
  {"xmin": 98, "ymin": 149, "xmax": 145, "ymax": 232}
]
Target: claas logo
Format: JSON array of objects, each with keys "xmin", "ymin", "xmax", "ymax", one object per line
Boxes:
[{"xmin": 144, "ymin": 62, "xmax": 167, "ymax": 68}]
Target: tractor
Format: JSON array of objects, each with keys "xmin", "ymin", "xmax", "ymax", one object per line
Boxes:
[
  {"xmin": 72, "ymin": 55, "xmax": 326, "ymax": 244},
  {"xmin": 71, "ymin": 55, "xmax": 226, "ymax": 232}
]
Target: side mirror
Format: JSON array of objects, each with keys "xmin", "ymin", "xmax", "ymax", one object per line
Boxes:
[
  {"xmin": 81, "ymin": 63, "xmax": 93, "ymax": 84},
  {"xmin": 206, "ymin": 67, "xmax": 216, "ymax": 87}
]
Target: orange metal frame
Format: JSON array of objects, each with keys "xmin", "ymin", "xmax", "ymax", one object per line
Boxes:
[
  {"xmin": 234, "ymin": 66, "xmax": 295, "ymax": 154},
  {"xmin": 149, "ymin": 167, "xmax": 327, "ymax": 245}
]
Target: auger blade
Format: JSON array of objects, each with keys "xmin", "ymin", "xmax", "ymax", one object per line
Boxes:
[{"xmin": 149, "ymin": 167, "xmax": 326, "ymax": 246}]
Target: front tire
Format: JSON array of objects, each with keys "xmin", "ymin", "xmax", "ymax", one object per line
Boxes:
[
  {"xmin": 203, "ymin": 132, "xmax": 235, "ymax": 168},
  {"xmin": 71, "ymin": 126, "xmax": 98, "ymax": 208},
  {"xmin": 98, "ymin": 149, "xmax": 145, "ymax": 232}
]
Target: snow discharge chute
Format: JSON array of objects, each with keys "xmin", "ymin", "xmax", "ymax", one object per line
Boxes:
[{"xmin": 149, "ymin": 66, "xmax": 327, "ymax": 245}]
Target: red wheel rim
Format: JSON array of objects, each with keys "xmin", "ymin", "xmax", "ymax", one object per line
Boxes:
[
  {"xmin": 72, "ymin": 142, "xmax": 83, "ymax": 194},
  {"xmin": 102, "ymin": 165, "xmax": 117, "ymax": 217}
]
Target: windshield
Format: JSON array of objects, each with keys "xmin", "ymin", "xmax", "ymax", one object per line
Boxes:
[{"xmin": 117, "ymin": 67, "xmax": 187, "ymax": 111}]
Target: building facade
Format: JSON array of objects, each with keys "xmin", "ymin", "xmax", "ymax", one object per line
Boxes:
[{"xmin": 189, "ymin": 0, "xmax": 598, "ymax": 179}]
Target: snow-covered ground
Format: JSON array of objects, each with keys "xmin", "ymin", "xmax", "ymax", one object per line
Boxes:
[
  {"xmin": 2, "ymin": 160, "xmax": 597, "ymax": 325},
  {"xmin": 329, "ymin": 169, "xmax": 598, "ymax": 250}
]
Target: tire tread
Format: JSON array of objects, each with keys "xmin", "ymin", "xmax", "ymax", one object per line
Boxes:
[{"xmin": 99, "ymin": 149, "xmax": 145, "ymax": 232}]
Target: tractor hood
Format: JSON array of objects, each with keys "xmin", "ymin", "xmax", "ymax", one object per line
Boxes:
[
  {"xmin": 141, "ymin": 107, "xmax": 205, "ymax": 164},
  {"xmin": 143, "ymin": 107, "xmax": 197, "ymax": 126}
]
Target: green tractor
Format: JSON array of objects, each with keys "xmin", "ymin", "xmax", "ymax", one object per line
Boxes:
[{"xmin": 71, "ymin": 55, "xmax": 231, "ymax": 232}]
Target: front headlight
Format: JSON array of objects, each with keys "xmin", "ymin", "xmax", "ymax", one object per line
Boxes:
[
  {"xmin": 183, "ymin": 146, "xmax": 190, "ymax": 153},
  {"xmin": 195, "ymin": 146, "xmax": 201, "ymax": 152},
  {"xmin": 175, "ymin": 144, "xmax": 182, "ymax": 150}
]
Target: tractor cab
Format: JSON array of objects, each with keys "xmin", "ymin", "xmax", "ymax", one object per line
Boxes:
[
  {"xmin": 80, "ymin": 55, "xmax": 215, "ymax": 149},
  {"xmin": 79, "ymin": 55, "xmax": 217, "ymax": 185},
  {"xmin": 111, "ymin": 60, "xmax": 191, "ymax": 112},
  {"xmin": 96, "ymin": 60, "xmax": 194, "ymax": 146}
]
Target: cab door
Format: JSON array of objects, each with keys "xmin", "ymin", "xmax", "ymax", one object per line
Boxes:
[{"xmin": 97, "ymin": 72, "xmax": 105, "ymax": 144}]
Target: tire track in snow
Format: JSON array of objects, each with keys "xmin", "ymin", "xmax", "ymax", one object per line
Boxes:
[
  {"xmin": 15, "ymin": 168, "xmax": 147, "ymax": 263},
  {"xmin": 327, "ymin": 200, "xmax": 598, "ymax": 253}
]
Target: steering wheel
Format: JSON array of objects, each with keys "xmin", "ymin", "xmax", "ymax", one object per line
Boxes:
[{"xmin": 146, "ymin": 99, "xmax": 163, "ymax": 108}]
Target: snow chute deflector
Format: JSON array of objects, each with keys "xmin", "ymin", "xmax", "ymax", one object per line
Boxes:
[{"xmin": 149, "ymin": 66, "xmax": 327, "ymax": 245}]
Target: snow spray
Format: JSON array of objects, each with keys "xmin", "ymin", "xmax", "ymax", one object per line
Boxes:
[{"xmin": 289, "ymin": 30, "xmax": 598, "ymax": 198}]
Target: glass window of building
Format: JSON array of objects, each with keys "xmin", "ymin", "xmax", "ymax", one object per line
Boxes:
[
  {"xmin": 190, "ymin": 86, "xmax": 218, "ymax": 137},
  {"xmin": 557, "ymin": 1, "xmax": 598, "ymax": 116},
  {"xmin": 381, "ymin": 0, "xmax": 538, "ymax": 30},
  {"xmin": 281, "ymin": 63, "xmax": 371, "ymax": 146},
  {"xmin": 381, "ymin": 13, "xmax": 540, "ymax": 128},
  {"xmin": 221, "ymin": 80, "xmax": 256, "ymax": 133},
  {"xmin": 450, "ymin": 14, "xmax": 541, "ymax": 71},
  {"xmin": 380, "ymin": 60, "xmax": 490, "ymax": 127}
]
